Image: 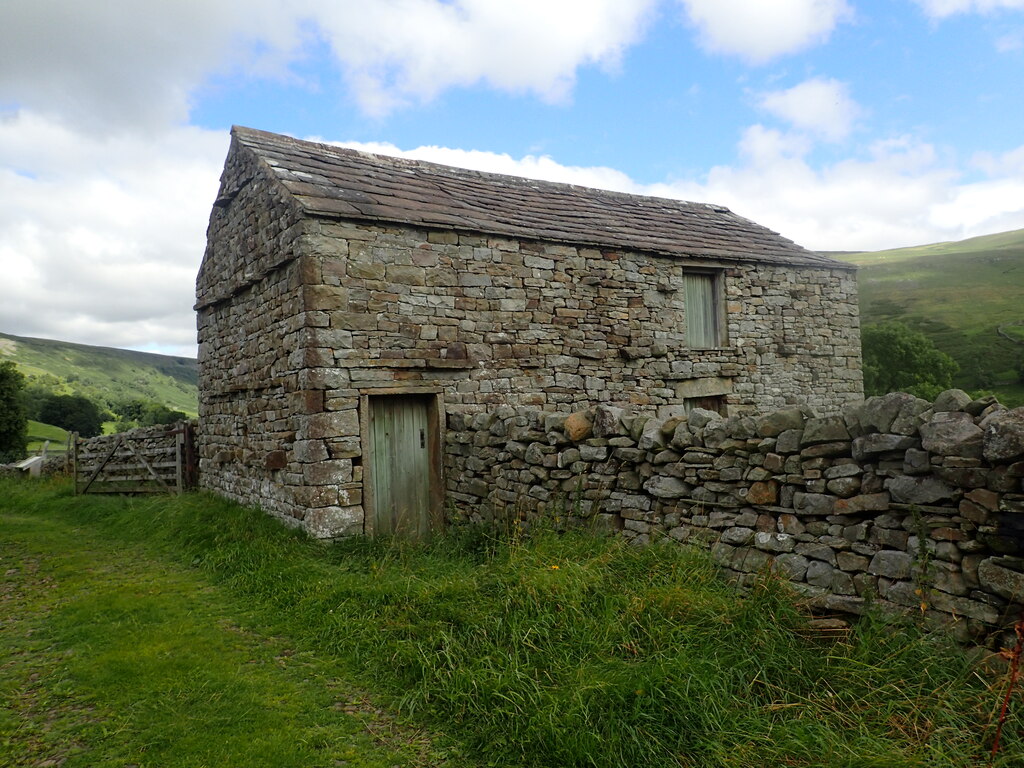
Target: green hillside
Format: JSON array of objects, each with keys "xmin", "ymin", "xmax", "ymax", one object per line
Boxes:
[
  {"xmin": 0, "ymin": 332, "xmax": 198, "ymax": 417},
  {"xmin": 831, "ymin": 228, "xmax": 1024, "ymax": 407},
  {"xmin": 26, "ymin": 419, "xmax": 70, "ymax": 454}
]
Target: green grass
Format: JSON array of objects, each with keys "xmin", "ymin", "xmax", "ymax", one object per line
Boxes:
[
  {"xmin": 831, "ymin": 228, "xmax": 1024, "ymax": 406},
  {"xmin": 0, "ymin": 332, "xmax": 197, "ymax": 417},
  {"xmin": 0, "ymin": 482, "xmax": 470, "ymax": 768},
  {"xmin": 2, "ymin": 479, "xmax": 1022, "ymax": 767},
  {"xmin": 24, "ymin": 420, "xmax": 70, "ymax": 454}
]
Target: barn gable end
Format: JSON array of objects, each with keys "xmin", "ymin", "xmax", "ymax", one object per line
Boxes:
[{"xmin": 196, "ymin": 126, "xmax": 863, "ymax": 538}]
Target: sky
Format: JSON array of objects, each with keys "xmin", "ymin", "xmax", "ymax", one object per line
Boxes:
[{"xmin": 2, "ymin": 0, "xmax": 1023, "ymax": 358}]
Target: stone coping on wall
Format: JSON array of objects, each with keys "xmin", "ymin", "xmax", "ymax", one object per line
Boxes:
[{"xmin": 444, "ymin": 390, "xmax": 1024, "ymax": 641}]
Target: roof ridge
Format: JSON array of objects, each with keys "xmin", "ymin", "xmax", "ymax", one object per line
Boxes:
[
  {"xmin": 230, "ymin": 125, "xmax": 849, "ymax": 270},
  {"xmin": 233, "ymin": 125, "xmax": 728, "ymax": 213}
]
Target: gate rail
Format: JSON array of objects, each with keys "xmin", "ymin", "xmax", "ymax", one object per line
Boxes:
[{"xmin": 73, "ymin": 422, "xmax": 197, "ymax": 495}]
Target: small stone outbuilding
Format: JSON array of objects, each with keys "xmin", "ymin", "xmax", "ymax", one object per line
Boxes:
[{"xmin": 196, "ymin": 126, "xmax": 862, "ymax": 538}]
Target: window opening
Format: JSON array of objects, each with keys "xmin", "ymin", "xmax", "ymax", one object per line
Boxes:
[{"xmin": 684, "ymin": 273, "xmax": 722, "ymax": 349}]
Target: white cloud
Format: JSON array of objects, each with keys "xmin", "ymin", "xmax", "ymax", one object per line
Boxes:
[
  {"xmin": 0, "ymin": 1, "xmax": 305, "ymax": 132},
  {"xmin": 0, "ymin": 113, "xmax": 226, "ymax": 356},
  {"xmin": 914, "ymin": 0, "xmax": 1024, "ymax": 18},
  {"xmin": 1, "ymin": 1, "xmax": 659, "ymax": 126},
  {"xmin": 309, "ymin": 0, "xmax": 658, "ymax": 116},
  {"xmin": 677, "ymin": 0, "xmax": 852, "ymax": 64},
  {"xmin": 660, "ymin": 128, "xmax": 1024, "ymax": 251},
  {"xmin": 331, "ymin": 129, "xmax": 1024, "ymax": 253},
  {"xmin": 757, "ymin": 78, "xmax": 862, "ymax": 142},
  {"xmin": 325, "ymin": 139, "xmax": 643, "ymax": 192}
]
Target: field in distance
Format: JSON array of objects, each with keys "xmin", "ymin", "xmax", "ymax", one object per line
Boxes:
[{"xmin": 830, "ymin": 228, "xmax": 1024, "ymax": 407}]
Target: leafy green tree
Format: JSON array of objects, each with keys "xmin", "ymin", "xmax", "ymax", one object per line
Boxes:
[
  {"xmin": 139, "ymin": 403, "xmax": 187, "ymax": 427},
  {"xmin": 861, "ymin": 321, "xmax": 959, "ymax": 401},
  {"xmin": 111, "ymin": 399, "xmax": 187, "ymax": 431},
  {"xmin": 39, "ymin": 393, "xmax": 104, "ymax": 438},
  {"xmin": 0, "ymin": 361, "xmax": 28, "ymax": 462}
]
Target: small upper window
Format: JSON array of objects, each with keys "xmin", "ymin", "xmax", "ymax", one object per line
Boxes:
[{"xmin": 684, "ymin": 272, "xmax": 722, "ymax": 349}]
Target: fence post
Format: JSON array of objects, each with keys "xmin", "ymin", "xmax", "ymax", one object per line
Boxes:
[
  {"xmin": 175, "ymin": 422, "xmax": 184, "ymax": 494},
  {"xmin": 72, "ymin": 433, "xmax": 79, "ymax": 494}
]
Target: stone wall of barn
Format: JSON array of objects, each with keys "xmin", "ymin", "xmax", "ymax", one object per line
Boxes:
[
  {"xmin": 196, "ymin": 140, "xmax": 862, "ymax": 539},
  {"xmin": 196, "ymin": 146, "xmax": 366, "ymax": 537},
  {"xmin": 290, "ymin": 219, "xmax": 863, "ymax": 415},
  {"xmin": 445, "ymin": 391, "xmax": 1024, "ymax": 638}
]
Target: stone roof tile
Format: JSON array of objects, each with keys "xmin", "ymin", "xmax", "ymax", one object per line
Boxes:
[{"xmin": 233, "ymin": 125, "xmax": 848, "ymax": 269}]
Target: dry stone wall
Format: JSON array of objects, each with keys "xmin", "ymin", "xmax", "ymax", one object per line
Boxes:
[{"xmin": 445, "ymin": 390, "xmax": 1024, "ymax": 639}]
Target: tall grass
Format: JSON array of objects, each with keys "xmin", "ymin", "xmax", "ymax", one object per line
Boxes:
[{"xmin": 4, "ymin": 478, "xmax": 1020, "ymax": 767}]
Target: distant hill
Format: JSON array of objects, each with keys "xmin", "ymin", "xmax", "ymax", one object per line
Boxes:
[
  {"xmin": 0, "ymin": 333, "xmax": 198, "ymax": 417},
  {"xmin": 829, "ymin": 228, "xmax": 1024, "ymax": 407}
]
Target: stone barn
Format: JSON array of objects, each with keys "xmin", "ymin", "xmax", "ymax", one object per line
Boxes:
[{"xmin": 196, "ymin": 126, "xmax": 863, "ymax": 539}]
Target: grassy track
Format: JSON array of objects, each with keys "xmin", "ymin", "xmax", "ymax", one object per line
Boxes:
[
  {"xmin": 0, "ymin": 483, "xmax": 469, "ymax": 768},
  {"xmin": 2, "ymin": 479, "xmax": 1023, "ymax": 767}
]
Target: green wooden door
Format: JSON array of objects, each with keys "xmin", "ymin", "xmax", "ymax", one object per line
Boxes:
[{"xmin": 369, "ymin": 395, "xmax": 432, "ymax": 539}]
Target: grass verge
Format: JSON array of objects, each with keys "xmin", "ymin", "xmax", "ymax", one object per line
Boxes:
[
  {"xmin": 0, "ymin": 481, "xmax": 470, "ymax": 768},
  {"xmin": 3, "ymin": 478, "xmax": 1022, "ymax": 767}
]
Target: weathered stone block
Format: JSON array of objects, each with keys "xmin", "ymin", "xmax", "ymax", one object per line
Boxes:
[
  {"xmin": 755, "ymin": 408, "xmax": 805, "ymax": 437},
  {"xmin": 806, "ymin": 560, "xmax": 835, "ymax": 588},
  {"xmin": 746, "ymin": 480, "xmax": 779, "ymax": 505},
  {"xmin": 983, "ymin": 409, "xmax": 1024, "ymax": 463},
  {"xmin": 920, "ymin": 411, "xmax": 984, "ymax": 458},
  {"xmin": 932, "ymin": 389, "xmax": 972, "ymax": 413},
  {"xmin": 793, "ymin": 492, "xmax": 834, "ymax": 515},
  {"xmin": 644, "ymin": 476, "xmax": 691, "ymax": 499},
  {"xmin": 775, "ymin": 553, "xmax": 809, "ymax": 581},
  {"xmin": 305, "ymin": 410, "xmax": 360, "ymax": 440},
  {"xmin": 827, "ymin": 476, "xmax": 861, "ymax": 498},
  {"xmin": 776, "ymin": 429, "xmax": 803, "ymax": 454},
  {"xmin": 832, "ymin": 492, "xmax": 889, "ymax": 515},
  {"xmin": 885, "ymin": 475, "xmax": 954, "ymax": 505},
  {"xmin": 264, "ymin": 450, "xmax": 288, "ymax": 470},
  {"xmin": 836, "ymin": 551, "xmax": 870, "ymax": 572},
  {"xmin": 978, "ymin": 557, "xmax": 1024, "ymax": 601},
  {"xmin": 851, "ymin": 433, "xmax": 918, "ymax": 461},
  {"xmin": 564, "ymin": 410, "xmax": 594, "ymax": 441},
  {"xmin": 720, "ymin": 527, "xmax": 755, "ymax": 546},
  {"xmin": 303, "ymin": 460, "xmax": 353, "ymax": 485},
  {"xmin": 868, "ymin": 550, "xmax": 913, "ymax": 579},
  {"xmin": 802, "ymin": 416, "xmax": 851, "ymax": 446},
  {"xmin": 306, "ymin": 505, "xmax": 363, "ymax": 538}
]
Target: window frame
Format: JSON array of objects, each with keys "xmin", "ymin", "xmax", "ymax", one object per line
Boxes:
[{"xmin": 683, "ymin": 271, "xmax": 726, "ymax": 350}]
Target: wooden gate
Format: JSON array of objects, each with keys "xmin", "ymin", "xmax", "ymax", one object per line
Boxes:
[
  {"xmin": 73, "ymin": 422, "xmax": 197, "ymax": 495},
  {"xmin": 366, "ymin": 393, "xmax": 440, "ymax": 538}
]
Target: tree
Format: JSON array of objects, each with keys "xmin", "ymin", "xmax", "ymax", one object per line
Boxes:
[
  {"xmin": 139, "ymin": 403, "xmax": 187, "ymax": 427},
  {"xmin": 111, "ymin": 398, "xmax": 187, "ymax": 431},
  {"xmin": 0, "ymin": 361, "xmax": 28, "ymax": 462},
  {"xmin": 861, "ymin": 321, "xmax": 958, "ymax": 400},
  {"xmin": 39, "ymin": 393, "xmax": 104, "ymax": 438}
]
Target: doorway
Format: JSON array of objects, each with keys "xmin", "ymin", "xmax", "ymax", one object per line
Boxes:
[{"xmin": 364, "ymin": 392, "xmax": 442, "ymax": 538}]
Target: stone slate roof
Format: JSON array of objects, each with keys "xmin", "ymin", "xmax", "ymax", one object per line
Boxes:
[{"xmin": 233, "ymin": 126, "xmax": 848, "ymax": 269}]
